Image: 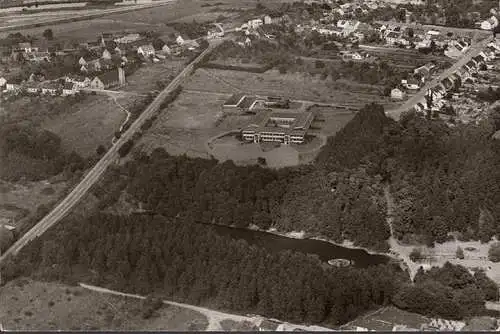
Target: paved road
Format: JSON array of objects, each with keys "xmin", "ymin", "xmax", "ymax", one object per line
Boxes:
[
  {"xmin": 385, "ymin": 36, "xmax": 494, "ymax": 120},
  {"xmin": 0, "ymin": 0, "xmax": 176, "ymax": 32},
  {"xmin": 0, "ymin": 44, "xmax": 215, "ymax": 264}
]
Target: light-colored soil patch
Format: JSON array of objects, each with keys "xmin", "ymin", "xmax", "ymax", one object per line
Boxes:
[
  {"xmin": 41, "ymin": 95, "xmax": 126, "ymax": 157},
  {"xmin": 0, "ymin": 278, "xmax": 209, "ymax": 331}
]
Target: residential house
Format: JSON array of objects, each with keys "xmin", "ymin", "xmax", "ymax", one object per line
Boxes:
[
  {"xmin": 114, "ymin": 33, "xmax": 141, "ymax": 44},
  {"xmin": 248, "ymin": 18, "xmax": 263, "ymax": 29},
  {"xmin": 264, "ymin": 13, "xmax": 284, "ymax": 25},
  {"xmin": 414, "ymin": 63, "xmax": 435, "ymax": 81},
  {"xmin": 90, "ymin": 67, "xmax": 126, "ymax": 89},
  {"xmin": 391, "ymin": 87, "xmax": 407, "ymax": 100},
  {"xmin": 481, "ymin": 16, "xmax": 499, "ymax": 30},
  {"xmin": 401, "ymin": 77, "xmax": 420, "ymax": 90},
  {"xmin": 40, "ymin": 81, "xmax": 60, "ymax": 95},
  {"xmin": 464, "ymin": 60, "xmax": 477, "ymax": 73},
  {"xmin": 176, "ymin": 35, "xmax": 185, "ymax": 45},
  {"xmin": 79, "ymin": 57, "xmax": 102, "ymax": 72},
  {"xmin": 62, "ymin": 82, "xmax": 77, "ymax": 96},
  {"xmin": 17, "ymin": 42, "xmax": 38, "ymax": 53},
  {"xmin": 25, "ymin": 82, "xmax": 39, "ymax": 94},
  {"xmin": 385, "ymin": 31, "xmax": 402, "ymax": 45},
  {"xmin": 137, "ymin": 44, "xmax": 155, "ymax": 57},
  {"xmin": 208, "ymin": 24, "xmax": 224, "ymax": 39},
  {"xmin": 114, "ymin": 46, "xmax": 124, "ymax": 56},
  {"xmin": 102, "ymin": 49, "xmax": 112, "ymax": 60},
  {"xmin": 0, "ymin": 77, "xmax": 6, "ymax": 88},
  {"xmin": 65, "ymin": 75, "xmax": 91, "ymax": 88},
  {"xmin": 341, "ymin": 20, "xmax": 360, "ymax": 36},
  {"xmin": 6, "ymin": 78, "xmax": 22, "ymax": 92}
]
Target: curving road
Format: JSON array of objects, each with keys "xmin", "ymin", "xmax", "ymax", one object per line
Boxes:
[
  {"xmin": 385, "ymin": 36, "xmax": 494, "ymax": 120},
  {"xmin": 0, "ymin": 44, "xmax": 215, "ymax": 264}
]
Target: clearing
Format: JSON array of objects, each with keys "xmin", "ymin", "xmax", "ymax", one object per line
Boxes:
[{"xmin": 0, "ymin": 278, "xmax": 208, "ymax": 331}]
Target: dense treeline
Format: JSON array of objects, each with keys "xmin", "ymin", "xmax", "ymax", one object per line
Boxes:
[
  {"xmin": 379, "ymin": 112, "xmax": 500, "ymax": 244},
  {"xmin": 316, "ymin": 103, "xmax": 393, "ymax": 171},
  {"xmin": 0, "ymin": 124, "xmax": 85, "ymax": 181},
  {"xmin": 393, "ymin": 263, "xmax": 499, "ymax": 319},
  {"xmin": 278, "ymin": 169, "xmax": 389, "ymax": 251},
  {"xmin": 3, "ymin": 213, "xmax": 408, "ymax": 326}
]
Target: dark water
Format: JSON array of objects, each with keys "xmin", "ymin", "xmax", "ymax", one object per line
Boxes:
[{"xmin": 207, "ymin": 224, "xmax": 392, "ymax": 268}]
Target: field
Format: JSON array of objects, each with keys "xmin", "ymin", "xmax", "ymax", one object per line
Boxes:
[
  {"xmin": 41, "ymin": 95, "xmax": 126, "ymax": 157},
  {"xmin": 0, "ymin": 279, "xmax": 209, "ymax": 331},
  {"xmin": 137, "ymin": 90, "xmax": 228, "ymax": 158},
  {"xmin": 185, "ymin": 68, "xmax": 397, "ymax": 109}
]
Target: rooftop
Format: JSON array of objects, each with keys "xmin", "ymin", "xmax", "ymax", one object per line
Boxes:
[{"xmin": 224, "ymin": 93, "xmax": 246, "ymax": 106}]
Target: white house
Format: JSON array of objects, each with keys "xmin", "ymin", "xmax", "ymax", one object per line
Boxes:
[
  {"xmin": 114, "ymin": 33, "xmax": 141, "ymax": 44},
  {"xmin": 102, "ymin": 49, "xmax": 112, "ymax": 60},
  {"xmin": 137, "ymin": 44, "xmax": 155, "ymax": 57},
  {"xmin": 264, "ymin": 14, "xmax": 284, "ymax": 25},
  {"xmin": 401, "ymin": 77, "xmax": 420, "ymax": 90},
  {"xmin": 391, "ymin": 87, "xmax": 407, "ymax": 100},
  {"xmin": 0, "ymin": 77, "xmax": 6, "ymax": 87},
  {"xmin": 176, "ymin": 35, "xmax": 185, "ymax": 45},
  {"xmin": 481, "ymin": 16, "xmax": 499, "ymax": 30},
  {"xmin": 248, "ymin": 18, "xmax": 263, "ymax": 29},
  {"xmin": 62, "ymin": 82, "xmax": 77, "ymax": 96}
]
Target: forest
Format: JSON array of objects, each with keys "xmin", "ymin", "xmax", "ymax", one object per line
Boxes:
[
  {"xmin": 2, "ymin": 102, "xmax": 500, "ymax": 325},
  {"xmin": 3, "ymin": 213, "xmax": 408, "ymax": 326},
  {"xmin": 0, "ymin": 124, "xmax": 86, "ymax": 181}
]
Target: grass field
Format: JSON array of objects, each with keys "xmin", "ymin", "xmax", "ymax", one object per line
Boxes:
[
  {"xmin": 137, "ymin": 90, "xmax": 226, "ymax": 158},
  {"xmin": 41, "ymin": 95, "xmax": 126, "ymax": 157},
  {"xmin": 0, "ymin": 278, "xmax": 209, "ymax": 331},
  {"xmin": 185, "ymin": 68, "xmax": 395, "ymax": 109}
]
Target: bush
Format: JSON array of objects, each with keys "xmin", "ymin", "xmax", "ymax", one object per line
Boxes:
[
  {"xmin": 141, "ymin": 296, "xmax": 164, "ymax": 319},
  {"xmin": 315, "ymin": 60, "xmax": 325, "ymax": 68},
  {"xmin": 456, "ymin": 246, "xmax": 464, "ymax": 259},
  {"xmin": 118, "ymin": 140, "xmax": 134, "ymax": 158},
  {"xmin": 489, "ymin": 243, "xmax": 500, "ymax": 262},
  {"xmin": 409, "ymin": 248, "xmax": 422, "ymax": 262}
]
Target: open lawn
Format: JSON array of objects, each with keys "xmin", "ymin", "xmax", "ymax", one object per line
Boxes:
[
  {"xmin": 41, "ymin": 95, "xmax": 126, "ymax": 157},
  {"xmin": 0, "ymin": 278, "xmax": 209, "ymax": 331}
]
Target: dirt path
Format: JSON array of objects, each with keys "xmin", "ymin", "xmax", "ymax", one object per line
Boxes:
[
  {"xmin": 384, "ymin": 186, "xmax": 419, "ymax": 279},
  {"xmin": 78, "ymin": 283, "xmax": 334, "ymax": 331}
]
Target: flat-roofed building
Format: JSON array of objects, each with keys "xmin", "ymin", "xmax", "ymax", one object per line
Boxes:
[{"xmin": 242, "ymin": 110, "xmax": 315, "ymax": 144}]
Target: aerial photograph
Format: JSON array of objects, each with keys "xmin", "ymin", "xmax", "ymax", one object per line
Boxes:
[{"xmin": 0, "ymin": 0, "xmax": 500, "ymax": 331}]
